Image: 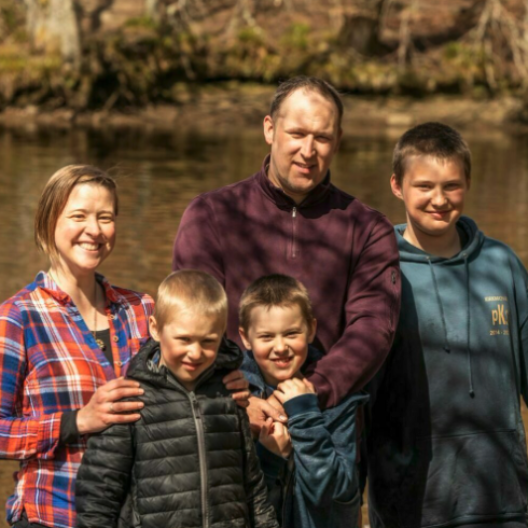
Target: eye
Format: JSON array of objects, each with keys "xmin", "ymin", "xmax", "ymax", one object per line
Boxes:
[
  {"xmin": 99, "ymin": 215, "xmax": 115, "ymax": 223},
  {"xmin": 316, "ymin": 136, "xmax": 331, "ymax": 143},
  {"xmin": 176, "ymin": 337, "xmax": 191, "ymax": 343},
  {"xmin": 70, "ymin": 214, "xmax": 85, "ymax": 220}
]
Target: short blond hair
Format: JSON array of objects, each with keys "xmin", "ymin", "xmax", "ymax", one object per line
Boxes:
[
  {"xmin": 239, "ymin": 274, "xmax": 314, "ymax": 333},
  {"xmin": 153, "ymin": 270, "xmax": 228, "ymax": 330},
  {"xmin": 34, "ymin": 165, "xmax": 118, "ymax": 263}
]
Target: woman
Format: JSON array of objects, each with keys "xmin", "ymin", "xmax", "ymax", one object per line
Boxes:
[{"xmin": 0, "ymin": 165, "xmax": 247, "ymax": 528}]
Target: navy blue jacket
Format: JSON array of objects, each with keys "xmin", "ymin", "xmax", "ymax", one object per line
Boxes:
[
  {"xmin": 365, "ymin": 217, "xmax": 528, "ymax": 528},
  {"xmin": 241, "ymin": 348, "xmax": 368, "ymax": 528}
]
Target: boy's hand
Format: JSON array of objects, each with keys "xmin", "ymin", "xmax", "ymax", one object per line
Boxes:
[
  {"xmin": 259, "ymin": 417, "xmax": 292, "ymax": 458},
  {"xmin": 274, "ymin": 378, "xmax": 316, "ymax": 404},
  {"xmin": 222, "ymin": 370, "xmax": 250, "ymax": 408}
]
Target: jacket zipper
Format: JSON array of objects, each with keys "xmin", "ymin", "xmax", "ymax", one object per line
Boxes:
[
  {"xmin": 291, "ymin": 207, "xmax": 297, "ymax": 258},
  {"xmin": 189, "ymin": 391, "xmax": 209, "ymax": 528}
]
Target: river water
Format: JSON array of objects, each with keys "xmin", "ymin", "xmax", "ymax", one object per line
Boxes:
[{"xmin": 0, "ymin": 126, "xmax": 527, "ymax": 524}]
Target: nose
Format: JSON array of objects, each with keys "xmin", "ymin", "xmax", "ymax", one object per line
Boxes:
[
  {"xmin": 273, "ymin": 337, "xmax": 288, "ymax": 354},
  {"xmin": 85, "ymin": 217, "xmax": 102, "ymax": 236},
  {"xmin": 431, "ymin": 187, "xmax": 447, "ymax": 207},
  {"xmin": 186, "ymin": 343, "xmax": 202, "ymax": 361},
  {"xmin": 300, "ymin": 136, "xmax": 315, "ymax": 158}
]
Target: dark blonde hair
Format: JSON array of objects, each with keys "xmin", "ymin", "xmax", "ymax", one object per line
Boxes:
[
  {"xmin": 392, "ymin": 122, "xmax": 471, "ymax": 185},
  {"xmin": 34, "ymin": 165, "xmax": 118, "ymax": 263},
  {"xmin": 239, "ymin": 274, "xmax": 314, "ymax": 333},
  {"xmin": 153, "ymin": 270, "xmax": 228, "ymax": 330}
]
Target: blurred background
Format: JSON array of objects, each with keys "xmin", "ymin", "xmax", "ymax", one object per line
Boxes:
[{"xmin": 1, "ymin": 0, "xmax": 528, "ymax": 526}]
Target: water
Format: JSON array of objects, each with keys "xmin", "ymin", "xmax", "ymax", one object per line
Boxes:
[{"xmin": 0, "ymin": 125, "xmax": 527, "ymax": 524}]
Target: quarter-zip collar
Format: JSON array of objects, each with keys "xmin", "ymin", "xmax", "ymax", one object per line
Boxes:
[{"xmin": 256, "ymin": 154, "xmax": 333, "ymax": 210}]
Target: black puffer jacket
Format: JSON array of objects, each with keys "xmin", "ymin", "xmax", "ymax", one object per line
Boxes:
[{"xmin": 76, "ymin": 338, "xmax": 279, "ymax": 528}]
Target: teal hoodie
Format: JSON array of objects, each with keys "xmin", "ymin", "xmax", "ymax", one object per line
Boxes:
[{"xmin": 366, "ymin": 216, "xmax": 528, "ymax": 528}]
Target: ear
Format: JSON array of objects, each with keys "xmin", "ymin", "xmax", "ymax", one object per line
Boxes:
[
  {"xmin": 239, "ymin": 327, "xmax": 252, "ymax": 351},
  {"xmin": 263, "ymin": 115, "xmax": 274, "ymax": 146},
  {"xmin": 149, "ymin": 315, "xmax": 160, "ymax": 342},
  {"xmin": 308, "ymin": 319, "xmax": 317, "ymax": 344},
  {"xmin": 390, "ymin": 174, "xmax": 404, "ymax": 201},
  {"xmin": 334, "ymin": 128, "xmax": 343, "ymax": 153}
]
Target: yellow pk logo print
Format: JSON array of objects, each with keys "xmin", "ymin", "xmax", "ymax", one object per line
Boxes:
[{"xmin": 491, "ymin": 304, "xmax": 509, "ymax": 326}]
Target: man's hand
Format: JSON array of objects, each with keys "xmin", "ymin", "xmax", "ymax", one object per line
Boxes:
[
  {"xmin": 222, "ymin": 370, "xmax": 250, "ymax": 408},
  {"xmin": 247, "ymin": 396, "xmax": 287, "ymax": 438},
  {"xmin": 274, "ymin": 377, "xmax": 316, "ymax": 404},
  {"xmin": 259, "ymin": 417, "xmax": 292, "ymax": 458}
]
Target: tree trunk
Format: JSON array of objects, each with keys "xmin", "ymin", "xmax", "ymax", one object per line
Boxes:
[{"xmin": 23, "ymin": 0, "xmax": 81, "ymax": 63}]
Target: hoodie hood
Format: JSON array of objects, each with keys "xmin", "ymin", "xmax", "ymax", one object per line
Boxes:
[
  {"xmin": 395, "ymin": 216, "xmax": 485, "ymax": 264},
  {"xmin": 127, "ymin": 336, "xmax": 243, "ymax": 388}
]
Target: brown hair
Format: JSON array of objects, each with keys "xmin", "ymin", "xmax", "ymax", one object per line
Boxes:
[
  {"xmin": 34, "ymin": 165, "xmax": 118, "ymax": 262},
  {"xmin": 269, "ymin": 76, "xmax": 344, "ymax": 129},
  {"xmin": 392, "ymin": 122, "xmax": 471, "ymax": 185},
  {"xmin": 153, "ymin": 270, "xmax": 228, "ymax": 331},
  {"xmin": 239, "ymin": 274, "xmax": 314, "ymax": 333}
]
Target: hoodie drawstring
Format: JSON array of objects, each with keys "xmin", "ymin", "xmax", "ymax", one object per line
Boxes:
[
  {"xmin": 427, "ymin": 258, "xmax": 451, "ymax": 353},
  {"xmin": 427, "ymin": 255, "xmax": 474, "ymax": 398},
  {"xmin": 465, "ymin": 255, "xmax": 475, "ymax": 397}
]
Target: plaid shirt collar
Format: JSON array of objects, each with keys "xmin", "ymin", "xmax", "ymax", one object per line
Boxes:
[{"xmin": 36, "ymin": 271, "xmax": 127, "ymax": 306}]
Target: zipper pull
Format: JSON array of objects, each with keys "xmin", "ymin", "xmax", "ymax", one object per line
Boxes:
[
  {"xmin": 191, "ymin": 393, "xmax": 201, "ymax": 418},
  {"xmin": 292, "ymin": 207, "xmax": 297, "ymax": 218}
]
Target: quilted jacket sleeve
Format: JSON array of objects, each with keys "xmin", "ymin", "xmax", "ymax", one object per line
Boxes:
[
  {"xmin": 238, "ymin": 408, "xmax": 280, "ymax": 528},
  {"xmin": 75, "ymin": 422, "xmax": 134, "ymax": 528}
]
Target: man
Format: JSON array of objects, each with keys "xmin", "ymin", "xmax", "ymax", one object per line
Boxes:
[{"xmin": 172, "ymin": 76, "xmax": 400, "ymax": 422}]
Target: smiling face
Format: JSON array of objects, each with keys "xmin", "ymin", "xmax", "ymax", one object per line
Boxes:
[
  {"xmin": 391, "ymin": 155, "xmax": 469, "ymax": 245},
  {"xmin": 263, "ymin": 88, "xmax": 342, "ymax": 204},
  {"xmin": 239, "ymin": 304, "xmax": 316, "ymax": 387},
  {"xmin": 53, "ymin": 183, "xmax": 116, "ymax": 277},
  {"xmin": 150, "ymin": 308, "xmax": 224, "ymax": 391}
]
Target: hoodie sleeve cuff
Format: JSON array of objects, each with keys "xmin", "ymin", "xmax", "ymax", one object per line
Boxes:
[
  {"xmin": 283, "ymin": 393, "xmax": 320, "ymax": 418},
  {"xmin": 256, "ymin": 442, "xmax": 288, "ymax": 472}
]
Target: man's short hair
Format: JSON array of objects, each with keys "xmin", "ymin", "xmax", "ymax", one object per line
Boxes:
[
  {"xmin": 269, "ymin": 76, "xmax": 344, "ymax": 129},
  {"xmin": 154, "ymin": 270, "xmax": 228, "ymax": 331},
  {"xmin": 239, "ymin": 274, "xmax": 314, "ymax": 333},
  {"xmin": 392, "ymin": 122, "xmax": 472, "ymax": 185},
  {"xmin": 35, "ymin": 165, "xmax": 118, "ymax": 264}
]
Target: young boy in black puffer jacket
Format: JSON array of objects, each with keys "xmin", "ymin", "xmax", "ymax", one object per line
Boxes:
[{"xmin": 76, "ymin": 270, "xmax": 278, "ymax": 528}]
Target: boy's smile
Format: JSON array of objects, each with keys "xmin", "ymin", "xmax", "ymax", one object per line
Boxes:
[
  {"xmin": 149, "ymin": 309, "xmax": 224, "ymax": 391},
  {"xmin": 239, "ymin": 304, "xmax": 316, "ymax": 387},
  {"xmin": 391, "ymin": 155, "xmax": 469, "ymax": 255}
]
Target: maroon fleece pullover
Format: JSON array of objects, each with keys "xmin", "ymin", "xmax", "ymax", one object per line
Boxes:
[{"xmin": 172, "ymin": 156, "xmax": 401, "ymax": 408}]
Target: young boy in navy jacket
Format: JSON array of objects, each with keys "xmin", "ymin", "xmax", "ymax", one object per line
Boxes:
[
  {"xmin": 238, "ymin": 274, "xmax": 367, "ymax": 528},
  {"xmin": 364, "ymin": 122, "xmax": 528, "ymax": 528}
]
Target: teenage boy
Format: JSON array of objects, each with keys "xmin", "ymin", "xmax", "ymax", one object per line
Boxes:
[
  {"xmin": 238, "ymin": 274, "xmax": 367, "ymax": 528},
  {"xmin": 364, "ymin": 122, "xmax": 528, "ymax": 528},
  {"xmin": 76, "ymin": 270, "xmax": 279, "ymax": 528}
]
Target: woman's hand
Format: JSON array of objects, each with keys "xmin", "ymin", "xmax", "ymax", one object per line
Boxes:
[
  {"xmin": 76, "ymin": 377, "xmax": 145, "ymax": 435},
  {"xmin": 259, "ymin": 417, "xmax": 292, "ymax": 458},
  {"xmin": 223, "ymin": 370, "xmax": 251, "ymax": 408}
]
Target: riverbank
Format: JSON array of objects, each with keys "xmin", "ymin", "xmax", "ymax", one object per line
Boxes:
[{"xmin": 0, "ymin": 84, "xmax": 524, "ymax": 134}]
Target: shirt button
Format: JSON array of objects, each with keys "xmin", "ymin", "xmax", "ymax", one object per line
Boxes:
[
  {"xmin": 115, "ymin": 360, "xmax": 122, "ymax": 367},
  {"xmin": 112, "ymin": 335, "xmax": 119, "ymax": 342},
  {"xmin": 108, "ymin": 314, "xmax": 117, "ymax": 320}
]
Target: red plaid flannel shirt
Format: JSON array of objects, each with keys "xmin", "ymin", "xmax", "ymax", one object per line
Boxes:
[{"xmin": 0, "ymin": 271, "xmax": 153, "ymax": 528}]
